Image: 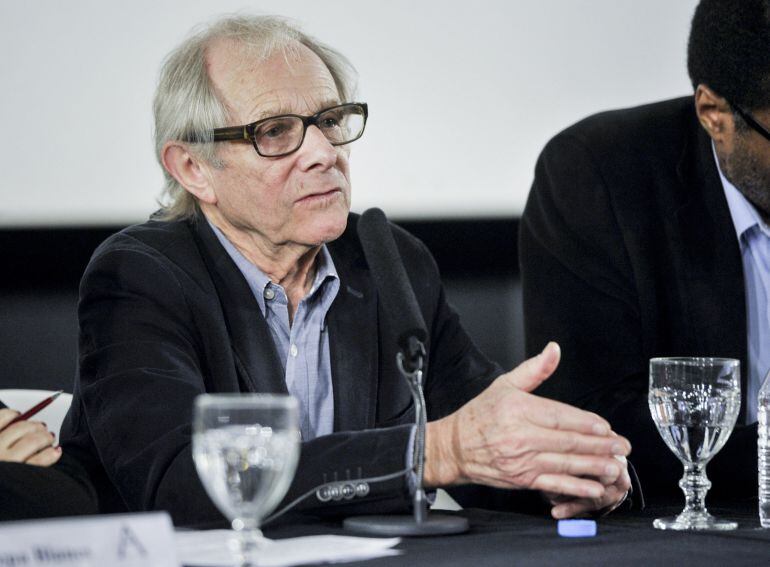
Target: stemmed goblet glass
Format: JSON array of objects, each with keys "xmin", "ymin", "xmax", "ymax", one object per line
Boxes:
[
  {"xmin": 193, "ymin": 394, "xmax": 300, "ymax": 564},
  {"xmin": 648, "ymin": 357, "xmax": 740, "ymax": 530}
]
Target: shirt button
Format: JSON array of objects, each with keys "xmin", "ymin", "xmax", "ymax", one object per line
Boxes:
[
  {"xmin": 290, "ymin": 344, "xmax": 298, "ymax": 357},
  {"xmin": 264, "ymin": 287, "xmax": 275, "ymax": 300}
]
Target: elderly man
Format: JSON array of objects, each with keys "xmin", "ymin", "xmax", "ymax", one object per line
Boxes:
[
  {"xmin": 60, "ymin": 15, "xmax": 630, "ymax": 526},
  {"xmin": 520, "ymin": 0, "xmax": 770, "ymax": 504}
]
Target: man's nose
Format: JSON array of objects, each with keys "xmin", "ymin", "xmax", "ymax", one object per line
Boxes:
[{"xmin": 297, "ymin": 125, "xmax": 338, "ymax": 169}]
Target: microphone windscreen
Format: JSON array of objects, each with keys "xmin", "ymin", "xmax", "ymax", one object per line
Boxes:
[{"xmin": 357, "ymin": 208, "xmax": 428, "ymax": 348}]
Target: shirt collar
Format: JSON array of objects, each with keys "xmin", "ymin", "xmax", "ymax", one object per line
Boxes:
[
  {"xmin": 207, "ymin": 219, "xmax": 338, "ymax": 313},
  {"xmin": 712, "ymin": 142, "xmax": 766, "ymax": 245},
  {"xmin": 310, "ymin": 244, "xmax": 339, "ymax": 296}
]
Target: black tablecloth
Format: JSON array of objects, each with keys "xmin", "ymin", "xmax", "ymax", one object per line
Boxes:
[{"xmin": 263, "ymin": 504, "xmax": 770, "ymax": 566}]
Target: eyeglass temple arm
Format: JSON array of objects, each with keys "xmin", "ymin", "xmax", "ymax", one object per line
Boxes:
[
  {"xmin": 180, "ymin": 126, "xmax": 248, "ymax": 143},
  {"xmin": 733, "ymin": 105, "xmax": 770, "ymax": 141},
  {"xmin": 211, "ymin": 126, "xmax": 250, "ymax": 142}
]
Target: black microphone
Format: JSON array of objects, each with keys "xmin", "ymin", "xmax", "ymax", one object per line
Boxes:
[
  {"xmin": 343, "ymin": 208, "xmax": 469, "ymax": 537},
  {"xmin": 356, "ymin": 207, "xmax": 428, "ymax": 361}
]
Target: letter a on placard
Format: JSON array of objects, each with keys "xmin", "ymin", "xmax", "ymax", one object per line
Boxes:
[{"xmin": 116, "ymin": 525, "xmax": 148, "ymax": 560}]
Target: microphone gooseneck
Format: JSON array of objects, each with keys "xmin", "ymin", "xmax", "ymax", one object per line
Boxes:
[{"xmin": 343, "ymin": 208, "xmax": 469, "ymax": 537}]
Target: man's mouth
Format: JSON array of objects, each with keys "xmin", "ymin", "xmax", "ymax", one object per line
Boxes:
[{"xmin": 295, "ymin": 188, "xmax": 342, "ymax": 204}]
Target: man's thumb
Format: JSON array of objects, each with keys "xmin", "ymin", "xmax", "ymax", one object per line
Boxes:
[{"xmin": 503, "ymin": 341, "xmax": 561, "ymax": 392}]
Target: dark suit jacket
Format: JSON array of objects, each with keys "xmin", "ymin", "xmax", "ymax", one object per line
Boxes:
[
  {"xmin": 519, "ymin": 96, "xmax": 756, "ymax": 504},
  {"xmin": 59, "ymin": 212, "xmax": 502, "ymax": 527}
]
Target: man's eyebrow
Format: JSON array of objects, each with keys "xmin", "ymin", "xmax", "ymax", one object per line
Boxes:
[
  {"xmin": 254, "ymin": 105, "xmax": 286, "ymax": 120},
  {"xmin": 253, "ymin": 99, "xmax": 342, "ymax": 121}
]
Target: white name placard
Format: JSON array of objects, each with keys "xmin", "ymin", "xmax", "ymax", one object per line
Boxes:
[{"xmin": 0, "ymin": 512, "xmax": 178, "ymax": 567}]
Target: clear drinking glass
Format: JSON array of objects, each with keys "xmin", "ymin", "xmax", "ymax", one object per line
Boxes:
[
  {"xmin": 648, "ymin": 357, "xmax": 740, "ymax": 530},
  {"xmin": 193, "ymin": 394, "xmax": 300, "ymax": 563}
]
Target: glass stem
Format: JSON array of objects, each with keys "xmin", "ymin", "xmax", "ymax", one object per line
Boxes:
[
  {"xmin": 231, "ymin": 520, "xmax": 264, "ymax": 566},
  {"xmin": 679, "ymin": 463, "xmax": 711, "ymax": 515}
]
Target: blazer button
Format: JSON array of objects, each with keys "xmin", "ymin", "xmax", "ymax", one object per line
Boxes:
[
  {"xmin": 341, "ymin": 483, "xmax": 355, "ymax": 500},
  {"xmin": 355, "ymin": 482, "xmax": 370, "ymax": 498},
  {"xmin": 316, "ymin": 486, "xmax": 332, "ymax": 502},
  {"xmin": 330, "ymin": 484, "xmax": 343, "ymax": 501}
]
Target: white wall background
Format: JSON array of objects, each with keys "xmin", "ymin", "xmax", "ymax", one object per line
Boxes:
[{"xmin": 0, "ymin": 0, "xmax": 699, "ymax": 227}]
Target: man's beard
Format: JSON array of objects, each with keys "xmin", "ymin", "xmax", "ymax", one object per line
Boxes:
[{"xmin": 720, "ymin": 131, "xmax": 770, "ymax": 223}]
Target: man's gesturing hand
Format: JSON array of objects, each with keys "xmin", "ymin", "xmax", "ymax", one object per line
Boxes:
[
  {"xmin": 424, "ymin": 342, "xmax": 631, "ymax": 511},
  {"xmin": 546, "ymin": 454, "xmax": 632, "ymax": 519}
]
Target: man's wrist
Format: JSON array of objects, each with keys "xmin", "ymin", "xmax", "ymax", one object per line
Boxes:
[{"xmin": 424, "ymin": 416, "xmax": 462, "ymax": 488}]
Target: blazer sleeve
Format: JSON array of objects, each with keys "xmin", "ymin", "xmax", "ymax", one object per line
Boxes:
[
  {"xmin": 0, "ymin": 453, "xmax": 99, "ymax": 521},
  {"xmin": 519, "ymin": 132, "xmax": 756, "ymax": 503},
  {"xmin": 520, "ymin": 133, "xmax": 645, "ymax": 407},
  {"xmin": 71, "ymin": 236, "xmax": 418, "ymax": 528}
]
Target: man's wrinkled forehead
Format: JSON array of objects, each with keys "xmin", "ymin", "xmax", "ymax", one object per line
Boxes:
[
  {"xmin": 205, "ymin": 37, "xmax": 283, "ymax": 86},
  {"xmin": 205, "ymin": 37, "xmax": 339, "ymax": 121}
]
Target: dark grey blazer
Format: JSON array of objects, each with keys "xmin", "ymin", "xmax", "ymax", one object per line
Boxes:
[
  {"xmin": 59, "ymin": 213, "xmax": 501, "ymax": 526},
  {"xmin": 520, "ymin": 97, "xmax": 756, "ymax": 503}
]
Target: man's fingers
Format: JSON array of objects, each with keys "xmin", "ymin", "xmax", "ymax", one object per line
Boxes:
[
  {"xmin": 548, "ymin": 461, "xmax": 631, "ymax": 519},
  {"xmin": 502, "ymin": 342, "xmax": 561, "ymax": 393},
  {"xmin": 527, "ymin": 398, "xmax": 613, "ymax": 437},
  {"xmin": 550, "ymin": 484, "xmax": 627, "ymax": 519},
  {"xmin": 600, "ymin": 456, "xmax": 632, "ymax": 492},
  {"xmin": 531, "ymin": 474, "xmax": 606, "ymax": 500},
  {"xmin": 551, "ymin": 499, "xmax": 597, "ymax": 520},
  {"xmin": 526, "ymin": 427, "xmax": 631, "ymax": 457},
  {"xmin": 530, "ymin": 453, "xmax": 623, "ymax": 482},
  {"xmin": 616, "ymin": 465, "xmax": 632, "ymax": 493}
]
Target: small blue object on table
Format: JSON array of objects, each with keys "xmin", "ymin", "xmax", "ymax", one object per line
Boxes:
[{"xmin": 557, "ymin": 519, "xmax": 597, "ymax": 538}]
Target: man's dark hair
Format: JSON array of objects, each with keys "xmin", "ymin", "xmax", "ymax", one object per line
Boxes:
[{"xmin": 687, "ymin": 0, "xmax": 770, "ymax": 110}]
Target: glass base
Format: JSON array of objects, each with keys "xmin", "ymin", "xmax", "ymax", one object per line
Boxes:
[{"xmin": 653, "ymin": 511, "xmax": 737, "ymax": 531}]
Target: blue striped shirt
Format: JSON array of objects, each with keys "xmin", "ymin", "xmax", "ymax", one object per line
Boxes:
[{"xmin": 210, "ymin": 223, "xmax": 340, "ymax": 440}]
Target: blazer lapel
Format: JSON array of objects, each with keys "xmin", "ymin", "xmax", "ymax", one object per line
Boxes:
[
  {"xmin": 190, "ymin": 218, "xmax": 288, "ymax": 395},
  {"xmin": 327, "ymin": 231, "xmax": 379, "ymax": 432},
  {"xmin": 670, "ymin": 122, "xmax": 748, "ymax": 419}
]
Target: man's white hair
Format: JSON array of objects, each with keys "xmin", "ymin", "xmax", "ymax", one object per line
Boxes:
[{"xmin": 153, "ymin": 15, "xmax": 357, "ymax": 220}]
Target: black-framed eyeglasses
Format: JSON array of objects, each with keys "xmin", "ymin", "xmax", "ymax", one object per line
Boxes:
[
  {"xmin": 731, "ymin": 102, "xmax": 770, "ymax": 143},
  {"xmin": 192, "ymin": 102, "xmax": 368, "ymax": 158}
]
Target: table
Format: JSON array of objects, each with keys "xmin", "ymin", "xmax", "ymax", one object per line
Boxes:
[{"xmin": 263, "ymin": 504, "xmax": 770, "ymax": 566}]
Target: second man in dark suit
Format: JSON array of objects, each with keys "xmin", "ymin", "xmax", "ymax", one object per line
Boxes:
[{"xmin": 520, "ymin": 0, "xmax": 770, "ymax": 503}]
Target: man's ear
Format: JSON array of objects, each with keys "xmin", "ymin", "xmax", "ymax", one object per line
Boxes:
[
  {"xmin": 161, "ymin": 142, "xmax": 218, "ymax": 205},
  {"xmin": 694, "ymin": 84, "xmax": 734, "ymax": 144}
]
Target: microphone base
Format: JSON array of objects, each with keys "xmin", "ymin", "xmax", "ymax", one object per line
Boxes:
[{"xmin": 343, "ymin": 514, "xmax": 469, "ymax": 537}]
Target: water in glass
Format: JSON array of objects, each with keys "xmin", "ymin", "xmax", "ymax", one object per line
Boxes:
[
  {"xmin": 758, "ymin": 371, "xmax": 770, "ymax": 527},
  {"xmin": 648, "ymin": 357, "xmax": 740, "ymax": 530},
  {"xmin": 193, "ymin": 425, "xmax": 299, "ymax": 528},
  {"xmin": 192, "ymin": 394, "xmax": 299, "ymax": 563},
  {"xmin": 649, "ymin": 386, "xmax": 739, "ymax": 465}
]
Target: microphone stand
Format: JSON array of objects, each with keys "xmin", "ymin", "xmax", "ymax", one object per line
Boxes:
[{"xmin": 343, "ymin": 336, "xmax": 469, "ymax": 536}]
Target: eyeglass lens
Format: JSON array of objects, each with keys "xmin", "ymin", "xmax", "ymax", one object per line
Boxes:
[{"xmin": 254, "ymin": 105, "xmax": 366, "ymax": 156}]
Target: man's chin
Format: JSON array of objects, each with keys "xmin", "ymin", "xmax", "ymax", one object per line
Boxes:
[
  {"xmin": 726, "ymin": 166, "xmax": 770, "ymax": 219},
  {"xmin": 302, "ymin": 212, "xmax": 349, "ymax": 246}
]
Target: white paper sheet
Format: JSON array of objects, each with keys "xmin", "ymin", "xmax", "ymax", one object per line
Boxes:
[{"xmin": 175, "ymin": 530, "xmax": 401, "ymax": 567}]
